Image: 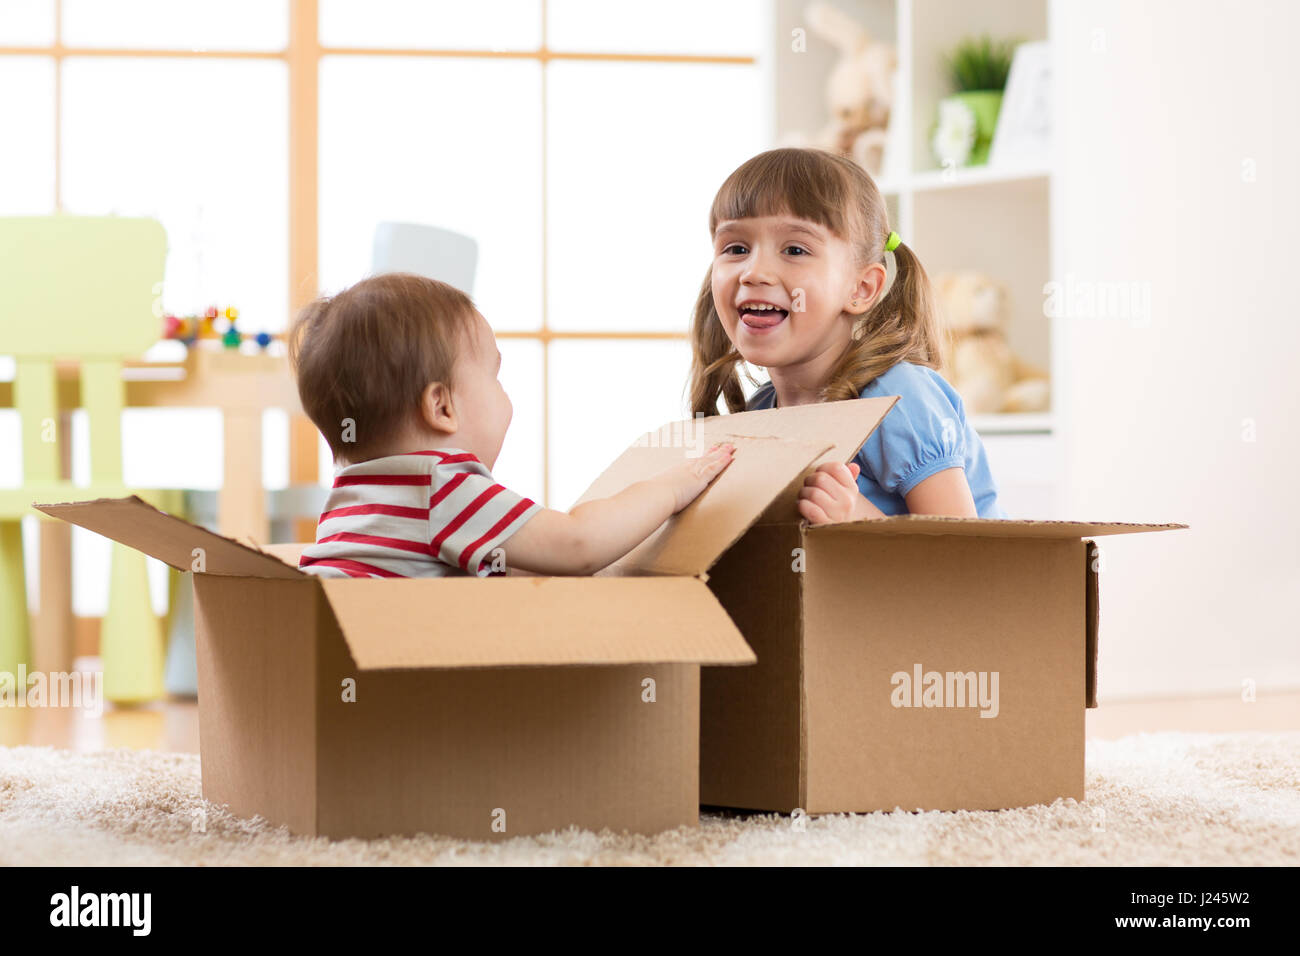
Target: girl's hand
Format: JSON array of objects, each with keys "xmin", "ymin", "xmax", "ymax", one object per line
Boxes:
[{"xmin": 798, "ymin": 461, "xmax": 872, "ymax": 525}]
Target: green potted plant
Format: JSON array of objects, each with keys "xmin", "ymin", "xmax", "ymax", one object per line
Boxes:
[{"xmin": 931, "ymin": 34, "xmax": 1019, "ymax": 168}]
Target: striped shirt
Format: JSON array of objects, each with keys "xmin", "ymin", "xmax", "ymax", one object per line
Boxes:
[{"xmin": 298, "ymin": 449, "xmax": 542, "ymax": 579}]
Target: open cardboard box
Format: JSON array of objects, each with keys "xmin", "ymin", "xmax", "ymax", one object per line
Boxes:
[
  {"xmin": 570, "ymin": 400, "xmax": 1185, "ymax": 813},
  {"xmin": 35, "ymin": 397, "xmax": 1185, "ymax": 837}
]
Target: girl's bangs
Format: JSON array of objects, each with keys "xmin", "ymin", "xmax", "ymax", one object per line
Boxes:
[{"xmin": 709, "ymin": 149, "xmax": 853, "ymax": 238}]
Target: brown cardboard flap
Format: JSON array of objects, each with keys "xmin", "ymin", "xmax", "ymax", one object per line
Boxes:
[
  {"xmin": 1085, "ymin": 539, "xmax": 1100, "ymax": 709},
  {"xmin": 726, "ymin": 397, "xmax": 898, "ymax": 525},
  {"xmin": 319, "ymin": 575, "xmax": 757, "ymax": 669},
  {"xmin": 581, "ymin": 437, "xmax": 829, "ymax": 578},
  {"xmin": 33, "ymin": 495, "xmax": 305, "ymax": 580},
  {"xmin": 807, "ymin": 515, "xmax": 1188, "ymax": 540},
  {"xmin": 259, "ymin": 542, "xmax": 309, "ymax": 568},
  {"xmin": 570, "ymin": 396, "xmax": 896, "ymax": 576}
]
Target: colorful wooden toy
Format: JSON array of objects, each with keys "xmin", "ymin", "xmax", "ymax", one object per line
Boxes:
[{"xmin": 161, "ymin": 306, "xmax": 275, "ymax": 351}]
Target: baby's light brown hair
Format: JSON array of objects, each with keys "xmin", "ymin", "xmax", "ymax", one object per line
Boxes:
[{"xmin": 287, "ymin": 272, "xmax": 478, "ymax": 465}]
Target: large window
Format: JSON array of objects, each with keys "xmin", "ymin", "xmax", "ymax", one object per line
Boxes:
[{"xmin": 1, "ymin": 0, "xmax": 769, "ymax": 509}]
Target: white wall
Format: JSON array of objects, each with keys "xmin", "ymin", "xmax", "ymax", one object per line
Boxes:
[{"xmin": 1055, "ymin": 0, "xmax": 1300, "ymax": 697}]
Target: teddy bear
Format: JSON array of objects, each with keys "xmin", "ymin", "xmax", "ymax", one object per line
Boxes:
[
  {"xmin": 805, "ymin": 1, "xmax": 897, "ymax": 177},
  {"xmin": 934, "ymin": 270, "xmax": 1051, "ymax": 414}
]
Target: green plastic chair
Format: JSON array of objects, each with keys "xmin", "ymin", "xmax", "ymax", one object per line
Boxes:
[{"xmin": 0, "ymin": 215, "xmax": 183, "ymax": 704}]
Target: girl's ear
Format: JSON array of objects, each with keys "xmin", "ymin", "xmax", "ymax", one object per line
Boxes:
[{"xmin": 846, "ymin": 261, "xmax": 888, "ymax": 315}]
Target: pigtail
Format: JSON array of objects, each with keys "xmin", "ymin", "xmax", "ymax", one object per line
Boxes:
[
  {"xmin": 883, "ymin": 240, "xmax": 948, "ymax": 370},
  {"xmin": 820, "ymin": 238, "xmax": 949, "ymax": 403},
  {"xmin": 687, "ymin": 266, "xmax": 752, "ymax": 417}
]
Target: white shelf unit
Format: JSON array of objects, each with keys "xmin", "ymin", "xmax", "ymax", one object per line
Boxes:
[{"xmin": 768, "ymin": 0, "xmax": 1064, "ymax": 517}]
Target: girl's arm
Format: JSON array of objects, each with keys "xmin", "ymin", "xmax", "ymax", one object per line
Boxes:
[
  {"xmin": 801, "ymin": 462, "xmax": 889, "ymax": 523},
  {"xmin": 903, "ymin": 467, "xmax": 979, "ymax": 518},
  {"xmin": 799, "ymin": 463, "xmax": 980, "ymax": 523}
]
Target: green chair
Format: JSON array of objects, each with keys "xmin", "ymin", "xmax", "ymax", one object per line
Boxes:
[{"xmin": 0, "ymin": 215, "xmax": 183, "ymax": 704}]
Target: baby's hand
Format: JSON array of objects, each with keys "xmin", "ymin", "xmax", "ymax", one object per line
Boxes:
[
  {"xmin": 798, "ymin": 461, "xmax": 865, "ymax": 525},
  {"xmin": 658, "ymin": 442, "xmax": 736, "ymax": 514}
]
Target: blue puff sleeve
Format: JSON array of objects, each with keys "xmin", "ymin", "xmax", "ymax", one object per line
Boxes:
[{"xmin": 857, "ymin": 363, "xmax": 970, "ymax": 498}]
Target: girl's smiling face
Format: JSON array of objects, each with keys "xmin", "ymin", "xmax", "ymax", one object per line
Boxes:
[{"xmin": 711, "ymin": 215, "xmax": 882, "ymax": 372}]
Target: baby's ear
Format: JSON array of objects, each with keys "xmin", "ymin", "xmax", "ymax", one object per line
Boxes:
[{"xmin": 420, "ymin": 381, "xmax": 457, "ymax": 432}]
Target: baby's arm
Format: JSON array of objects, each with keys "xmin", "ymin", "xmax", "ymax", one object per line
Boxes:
[{"xmin": 501, "ymin": 443, "xmax": 735, "ymax": 575}]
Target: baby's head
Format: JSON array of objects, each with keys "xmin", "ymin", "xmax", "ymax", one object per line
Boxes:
[
  {"xmin": 288, "ymin": 272, "xmax": 512, "ymax": 469},
  {"xmin": 688, "ymin": 147, "xmax": 946, "ymax": 414}
]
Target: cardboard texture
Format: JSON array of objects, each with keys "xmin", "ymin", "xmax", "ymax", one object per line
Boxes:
[{"xmin": 36, "ymin": 394, "xmax": 1186, "ymax": 833}]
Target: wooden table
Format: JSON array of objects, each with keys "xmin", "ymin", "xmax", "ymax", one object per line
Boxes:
[{"xmin": 0, "ymin": 341, "xmax": 321, "ymax": 671}]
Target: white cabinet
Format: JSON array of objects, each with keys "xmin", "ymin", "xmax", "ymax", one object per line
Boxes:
[{"xmin": 767, "ymin": 0, "xmax": 1062, "ymax": 517}]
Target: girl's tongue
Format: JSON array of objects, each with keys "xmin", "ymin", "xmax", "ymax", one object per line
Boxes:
[{"xmin": 740, "ymin": 305, "xmax": 788, "ymax": 329}]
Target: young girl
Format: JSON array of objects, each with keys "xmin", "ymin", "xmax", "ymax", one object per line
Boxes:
[{"xmin": 687, "ymin": 147, "xmax": 1007, "ymax": 522}]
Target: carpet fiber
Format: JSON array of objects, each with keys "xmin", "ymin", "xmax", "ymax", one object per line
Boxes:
[{"xmin": 2, "ymin": 731, "xmax": 1297, "ymax": 865}]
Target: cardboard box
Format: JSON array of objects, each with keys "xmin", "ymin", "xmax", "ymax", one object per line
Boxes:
[
  {"xmin": 567, "ymin": 398, "xmax": 1186, "ymax": 815},
  {"xmin": 38, "ymin": 396, "xmax": 1184, "ymax": 834},
  {"xmin": 33, "ymin": 499, "xmax": 767, "ymax": 841}
]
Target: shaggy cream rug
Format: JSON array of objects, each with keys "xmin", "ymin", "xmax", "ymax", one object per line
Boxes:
[{"xmin": 1, "ymin": 731, "xmax": 1296, "ymax": 866}]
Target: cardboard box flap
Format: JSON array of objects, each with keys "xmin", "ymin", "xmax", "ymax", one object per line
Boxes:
[
  {"xmin": 572, "ymin": 397, "xmax": 897, "ymax": 577},
  {"xmin": 728, "ymin": 397, "xmax": 899, "ymax": 525},
  {"xmin": 319, "ymin": 576, "xmax": 757, "ymax": 669},
  {"xmin": 1085, "ymin": 539, "xmax": 1100, "ymax": 709},
  {"xmin": 580, "ymin": 436, "xmax": 831, "ymax": 578},
  {"xmin": 806, "ymin": 514, "xmax": 1188, "ymax": 540},
  {"xmin": 32, "ymin": 495, "xmax": 306, "ymax": 580},
  {"xmin": 258, "ymin": 542, "xmax": 309, "ymax": 568}
]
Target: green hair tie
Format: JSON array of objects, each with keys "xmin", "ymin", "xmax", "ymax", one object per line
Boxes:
[{"xmin": 885, "ymin": 231, "xmax": 901, "ymax": 252}]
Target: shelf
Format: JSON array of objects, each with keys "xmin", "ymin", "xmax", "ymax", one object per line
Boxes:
[
  {"xmin": 878, "ymin": 163, "xmax": 1050, "ymax": 195},
  {"xmin": 969, "ymin": 412, "xmax": 1053, "ymax": 435},
  {"xmin": 767, "ymin": 0, "xmax": 1059, "ymax": 513}
]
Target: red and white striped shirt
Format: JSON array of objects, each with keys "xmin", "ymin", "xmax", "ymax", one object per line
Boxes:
[{"xmin": 298, "ymin": 449, "xmax": 542, "ymax": 579}]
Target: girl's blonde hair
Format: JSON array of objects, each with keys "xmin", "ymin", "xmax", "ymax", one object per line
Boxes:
[{"xmin": 688, "ymin": 147, "xmax": 948, "ymax": 416}]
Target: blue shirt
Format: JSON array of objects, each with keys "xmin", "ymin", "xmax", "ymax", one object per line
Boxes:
[{"xmin": 745, "ymin": 361, "xmax": 1007, "ymax": 518}]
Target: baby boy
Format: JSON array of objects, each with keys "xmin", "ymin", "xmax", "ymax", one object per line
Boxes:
[{"xmin": 288, "ymin": 273, "xmax": 734, "ymax": 578}]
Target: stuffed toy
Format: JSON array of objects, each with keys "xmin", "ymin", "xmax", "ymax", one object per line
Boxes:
[
  {"xmin": 935, "ymin": 270, "xmax": 1051, "ymax": 414},
  {"xmin": 805, "ymin": 1, "xmax": 897, "ymax": 176}
]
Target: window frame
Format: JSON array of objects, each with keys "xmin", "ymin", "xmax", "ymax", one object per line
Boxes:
[{"xmin": 1, "ymin": 0, "xmax": 758, "ymax": 508}]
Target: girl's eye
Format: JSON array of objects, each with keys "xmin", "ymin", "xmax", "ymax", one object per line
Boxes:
[
  {"xmin": 783, "ymin": 245, "xmax": 809, "ymax": 256},
  {"xmin": 721, "ymin": 243, "xmax": 748, "ymax": 255}
]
